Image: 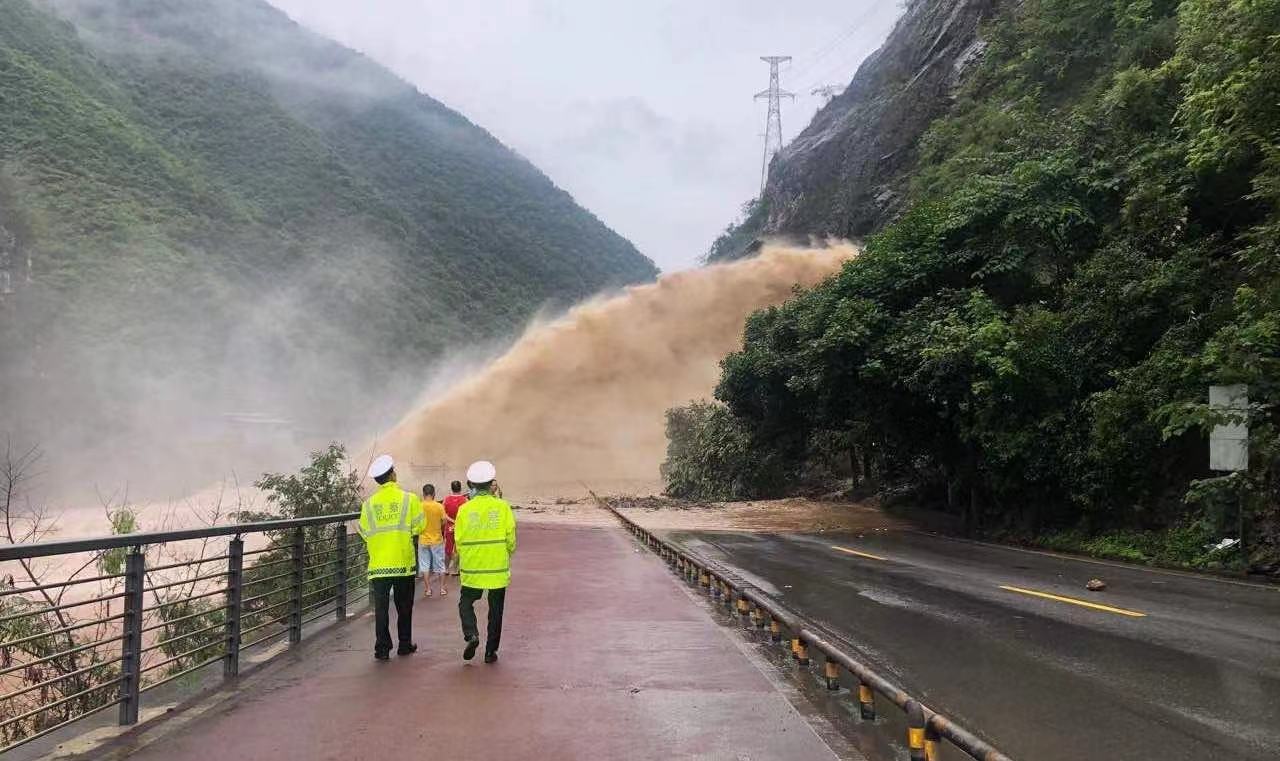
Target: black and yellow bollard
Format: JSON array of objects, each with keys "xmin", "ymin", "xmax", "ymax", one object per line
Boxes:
[
  {"xmin": 699, "ymin": 570, "xmax": 710, "ymax": 589},
  {"xmin": 736, "ymin": 597, "xmax": 751, "ymax": 619},
  {"xmin": 792, "ymin": 638, "xmax": 810, "ymax": 666},
  {"xmin": 769, "ymin": 618, "xmax": 782, "ymax": 643},
  {"xmin": 823, "ymin": 659, "xmax": 840, "ymax": 691},
  {"xmin": 857, "ymin": 681, "xmax": 875, "ymax": 720},
  {"xmin": 906, "ymin": 699, "xmax": 926, "ymax": 761},
  {"xmin": 924, "ymin": 721, "xmax": 940, "ymax": 761}
]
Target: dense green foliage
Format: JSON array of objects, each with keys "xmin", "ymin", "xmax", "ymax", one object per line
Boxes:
[
  {"xmin": 0, "ymin": 0, "xmax": 654, "ymax": 488},
  {"xmin": 666, "ymin": 0, "xmax": 1280, "ymax": 568}
]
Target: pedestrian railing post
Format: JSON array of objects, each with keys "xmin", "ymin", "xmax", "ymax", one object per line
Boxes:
[
  {"xmin": 224, "ymin": 537, "xmax": 243, "ymax": 679},
  {"xmin": 796, "ymin": 639, "xmax": 810, "ymax": 666},
  {"xmin": 118, "ymin": 547, "xmax": 145, "ymax": 725},
  {"xmin": 906, "ymin": 699, "xmax": 927, "ymax": 761},
  {"xmin": 289, "ymin": 527, "xmax": 304, "ymax": 645},
  {"xmin": 769, "ymin": 618, "xmax": 782, "ymax": 643},
  {"xmin": 924, "ymin": 721, "xmax": 940, "ymax": 761},
  {"xmin": 335, "ymin": 526, "xmax": 348, "ymax": 621}
]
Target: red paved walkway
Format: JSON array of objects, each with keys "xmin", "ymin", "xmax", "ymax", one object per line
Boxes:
[{"xmin": 103, "ymin": 524, "xmax": 841, "ymax": 760}]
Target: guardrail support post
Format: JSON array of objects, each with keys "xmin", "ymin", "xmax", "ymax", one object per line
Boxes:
[
  {"xmin": 736, "ymin": 597, "xmax": 750, "ymax": 620},
  {"xmin": 118, "ymin": 547, "xmax": 144, "ymax": 725},
  {"xmin": 796, "ymin": 639, "xmax": 810, "ymax": 666},
  {"xmin": 769, "ymin": 618, "xmax": 782, "ymax": 643},
  {"xmin": 335, "ymin": 525, "xmax": 348, "ymax": 621},
  {"xmin": 924, "ymin": 721, "xmax": 940, "ymax": 761},
  {"xmin": 906, "ymin": 699, "xmax": 926, "ymax": 761},
  {"xmin": 224, "ymin": 537, "xmax": 243, "ymax": 679},
  {"xmin": 289, "ymin": 527, "xmax": 304, "ymax": 645},
  {"xmin": 857, "ymin": 680, "xmax": 876, "ymax": 720},
  {"xmin": 824, "ymin": 659, "xmax": 840, "ymax": 691}
]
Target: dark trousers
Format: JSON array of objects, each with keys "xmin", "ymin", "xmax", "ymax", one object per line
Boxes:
[
  {"xmin": 458, "ymin": 586, "xmax": 506, "ymax": 655},
  {"xmin": 371, "ymin": 575, "xmax": 415, "ymax": 655}
]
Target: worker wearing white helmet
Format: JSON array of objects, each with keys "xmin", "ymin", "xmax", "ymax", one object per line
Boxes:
[
  {"xmin": 454, "ymin": 460, "xmax": 516, "ymax": 663},
  {"xmin": 357, "ymin": 454, "xmax": 425, "ymax": 660}
]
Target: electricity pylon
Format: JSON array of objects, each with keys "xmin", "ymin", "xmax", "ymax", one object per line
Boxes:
[{"xmin": 755, "ymin": 55, "xmax": 794, "ymax": 194}]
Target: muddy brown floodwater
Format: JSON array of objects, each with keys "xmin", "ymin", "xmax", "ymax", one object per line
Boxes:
[{"xmin": 379, "ymin": 242, "xmax": 856, "ymax": 497}]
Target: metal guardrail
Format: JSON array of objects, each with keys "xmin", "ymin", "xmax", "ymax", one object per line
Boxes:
[
  {"xmin": 0, "ymin": 512, "xmax": 366, "ymax": 753},
  {"xmin": 607, "ymin": 505, "xmax": 1014, "ymax": 761}
]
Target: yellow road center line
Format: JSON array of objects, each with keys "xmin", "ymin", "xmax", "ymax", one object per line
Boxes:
[
  {"xmin": 830, "ymin": 545, "xmax": 888, "ymax": 561},
  {"xmin": 999, "ymin": 585, "xmax": 1147, "ymax": 618}
]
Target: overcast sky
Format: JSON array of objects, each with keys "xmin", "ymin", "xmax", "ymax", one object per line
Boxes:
[{"xmin": 267, "ymin": 1, "xmax": 903, "ymax": 271}]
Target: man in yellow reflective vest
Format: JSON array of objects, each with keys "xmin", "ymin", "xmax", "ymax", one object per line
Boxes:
[
  {"xmin": 358, "ymin": 454, "xmax": 426, "ymax": 661},
  {"xmin": 455, "ymin": 460, "xmax": 516, "ymax": 663}
]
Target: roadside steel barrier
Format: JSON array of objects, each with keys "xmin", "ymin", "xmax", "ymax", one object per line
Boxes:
[
  {"xmin": 0, "ymin": 512, "xmax": 367, "ymax": 753},
  {"xmin": 606, "ymin": 504, "xmax": 1014, "ymax": 761}
]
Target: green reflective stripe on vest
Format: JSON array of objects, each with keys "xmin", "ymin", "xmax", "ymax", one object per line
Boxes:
[
  {"xmin": 397, "ymin": 493, "xmax": 410, "ymax": 529},
  {"xmin": 363, "ymin": 525, "xmax": 406, "ymax": 536},
  {"xmin": 457, "ymin": 538, "xmax": 507, "ymax": 546}
]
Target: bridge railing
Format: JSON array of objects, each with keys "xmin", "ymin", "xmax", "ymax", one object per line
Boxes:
[
  {"xmin": 0, "ymin": 512, "xmax": 364, "ymax": 754},
  {"xmin": 606, "ymin": 504, "xmax": 1014, "ymax": 761}
]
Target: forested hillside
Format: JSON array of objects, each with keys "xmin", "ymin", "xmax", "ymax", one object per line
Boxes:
[
  {"xmin": 668, "ymin": 0, "xmax": 1279, "ymax": 572},
  {"xmin": 0, "ymin": 0, "xmax": 655, "ymax": 494}
]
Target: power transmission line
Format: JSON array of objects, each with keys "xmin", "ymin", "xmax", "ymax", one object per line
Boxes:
[
  {"xmin": 799, "ymin": 41, "xmax": 877, "ymax": 95},
  {"xmin": 784, "ymin": 3, "xmax": 884, "ymax": 84},
  {"xmin": 755, "ymin": 55, "xmax": 794, "ymax": 195}
]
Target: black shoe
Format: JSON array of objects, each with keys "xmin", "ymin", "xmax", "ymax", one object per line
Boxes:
[
  {"xmin": 397, "ymin": 643, "xmax": 418, "ymax": 656},
  {"xmin": 463, "ymin": 636, "xmax": 479, "ymax": 661},
  {"xmin": 484, "ymin": 652, "xmax": 498, "ymax": 664},
  {"xmin": 374, "ymin": 652, "xmax": 390, "ymax": 661}
]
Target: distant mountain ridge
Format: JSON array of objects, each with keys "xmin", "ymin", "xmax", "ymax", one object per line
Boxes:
[{"xmin": 0, "ymin": 0, "xmax": 656, "ymax": 493}]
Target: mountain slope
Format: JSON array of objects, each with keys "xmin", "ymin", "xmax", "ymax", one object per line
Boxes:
[
  {"xmin": 705, "ymin": 0, "xmax": 997, "ymax": 261},
  {"xmin": 679, "ymin": 0, "xmax": 1279, "ymax": 569},
  {"xmin": 0, "ymin": 0, "xmax": 656, "ymax": 494}
]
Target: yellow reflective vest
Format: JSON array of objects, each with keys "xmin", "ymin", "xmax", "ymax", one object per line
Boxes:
[
  {"xmin": 455, "ymin": 492, "xmax": 516, "ymax": 589},
  {"xmin": 357, "ymin": 482, "xmax": 425, "ymax": 580}
]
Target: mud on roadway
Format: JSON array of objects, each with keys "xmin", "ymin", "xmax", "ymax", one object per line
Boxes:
[
  {"xmin": 596, "ymin": 493, "xmax": 1280, "ymax": 761},
  {"xmin": 520, "ymin": 491, "xmax": 906, "ymax": 534}
]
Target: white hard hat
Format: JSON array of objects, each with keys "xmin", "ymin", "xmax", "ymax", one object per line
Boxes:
[
  {"xmin": 466, "ymin": 460, "xmax": 497, "ymax": 483},
  {"xmin": 367, "ymin": 454, "xmax": 394, "ymax": 479}
]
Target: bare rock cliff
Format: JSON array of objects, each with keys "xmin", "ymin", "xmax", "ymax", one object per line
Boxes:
[{"xmin": 714, "ymin": 0, "xmax": 1001, "ymax": 260}]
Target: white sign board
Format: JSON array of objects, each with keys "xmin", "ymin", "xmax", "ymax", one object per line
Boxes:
[{"xmin": 1209, "ymin": 384, "xmax": 1248, "ymax": 472}]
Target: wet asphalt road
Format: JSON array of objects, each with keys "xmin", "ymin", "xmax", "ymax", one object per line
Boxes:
[{"xmin": 669, "ymin": 529, "xmax": 1280, "ymax": 761}]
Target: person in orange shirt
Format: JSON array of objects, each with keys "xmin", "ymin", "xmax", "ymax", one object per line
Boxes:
[{"xmin": 418, "ymin": 484, "xmax": 448, "ymax": 597}]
